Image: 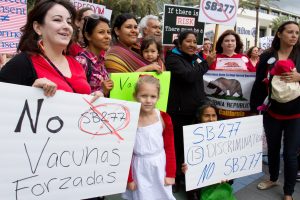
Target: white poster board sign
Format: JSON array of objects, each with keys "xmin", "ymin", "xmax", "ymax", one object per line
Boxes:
[
  {"xmin": 0, "ymin": 82, "xmax": 140, "ymax": 200},
  {"xmin": 198, "ymin": 0, "xmax": 239, "ymax": 26},
  {"xmin": 71, "ymin": 0, "xmax": 112, "ymax": 20},
  {"xmin": 183, "ymin": 116, "xmax": 263, "ymax": 191},
  {"xmin": 259, "ymin": 36, "xmax": 274, "ymax": 50}
]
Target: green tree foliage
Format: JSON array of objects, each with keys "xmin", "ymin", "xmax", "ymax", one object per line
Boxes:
[
  {"xmin": 98, "ymin": 0, "xmax": 170, "ymax": 22},
  {"xmin": 239, "ymin": 0, "xmax": 279, "ymax": 45},
  {"xmin": 271, "ymin": 15, "xmax": 290, "ymax": 32}
]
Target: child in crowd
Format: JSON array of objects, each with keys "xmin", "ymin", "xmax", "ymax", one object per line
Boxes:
[
  {"xmin": 182, "ymin": 101, "xmax": 235, "ymax": 200},
  {"xmin": 269, "ymin": 59, "xmax": 300, "ymax": 103},
  {"xmin": 140, "ymin": 36, "xmax": 164, "ymax": 71},
  {"xmin": 122, "ymin": 75, "xmax": 176, "ymax": 200}
]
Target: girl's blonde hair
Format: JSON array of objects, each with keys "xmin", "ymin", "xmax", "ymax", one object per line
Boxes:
[{"xmin": 133, "ymin": 75, "xmax": 160, "ymax": 98}]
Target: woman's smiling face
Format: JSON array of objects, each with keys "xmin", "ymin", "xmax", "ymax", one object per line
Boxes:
[
  {"xmin": 179, "ymin": 33, "xmax": 197, "ymax": 56},
  {"xmin": 115, "ymin": 19, "xmax": 139, "ymax": 48}
]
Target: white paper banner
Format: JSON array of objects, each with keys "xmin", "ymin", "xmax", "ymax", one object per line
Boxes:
[
  {"xmin": 184, "ymin": 116, "xmax": 263, "ymax": 191},
  {"xmin": 259, "ymin": 36, "xmax": 274, "ymax": 50},
  {"xmin": 71, "ymin": 0, "xmax": 112, "ymax": 20},
  {"xmin": 0, "ymin": 82, "xmax": 140, "ymax": 200}
]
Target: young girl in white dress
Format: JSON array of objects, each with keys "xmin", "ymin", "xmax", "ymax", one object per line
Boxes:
[{"xmin": 122, "ymin": 75, "xmax": 176, "ymax": 200}]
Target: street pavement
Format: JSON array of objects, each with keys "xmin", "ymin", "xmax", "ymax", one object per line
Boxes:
[{"xmin": 105, "ymin": 159, "xmax": 300, "ymax": 200}]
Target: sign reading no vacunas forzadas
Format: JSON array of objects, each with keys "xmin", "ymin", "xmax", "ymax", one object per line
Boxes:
[
  {"xmin": 0, "ymin": 82, "xmax": 140, "ymax": 200},
  {"xmin": 163, "ymin": 4, "xmax": 205, "ymax": 45}
]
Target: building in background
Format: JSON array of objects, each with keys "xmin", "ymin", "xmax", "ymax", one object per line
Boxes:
[{"xmin": 204, "ymin": 4, "xmax": 300, "ymax": 51}]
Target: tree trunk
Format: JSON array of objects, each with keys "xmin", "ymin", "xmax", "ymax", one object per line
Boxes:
[{"xmin": 255, "ymin": 0, "xmax": 260, "ymax": 46}]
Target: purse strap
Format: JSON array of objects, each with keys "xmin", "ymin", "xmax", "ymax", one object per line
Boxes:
[{"xmin": 42, "ymin": 55, "xmax": 76, "ymax": 93}]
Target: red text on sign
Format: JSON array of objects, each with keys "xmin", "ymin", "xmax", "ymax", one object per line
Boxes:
[{"xmin": 176, "ymin": 17, "xmax": 195, "ymax": 27}]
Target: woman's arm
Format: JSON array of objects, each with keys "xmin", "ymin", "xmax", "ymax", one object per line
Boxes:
[
  {"xmin": 166, "ymin": 54, "xmax": 208, "ymax": 83},
  {"xmin": 0, "ymin": 53, "xmax": 57, "ymax": 97}
]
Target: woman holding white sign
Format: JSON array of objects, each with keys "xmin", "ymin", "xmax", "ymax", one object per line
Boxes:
[
  {"xmin": 250, "ymin": 21, "xmax": 300, "ymax": 200},
  {"xmin": 165, "ymin": 30, "xmax": 214, "ymax": 197},
  {"xmin": 0, "ymin": 0, "xmax": 103, "ymax": 101},
  {"xmin": 209, "ymin": 30, "xmax": 255, "ymax": 72}
]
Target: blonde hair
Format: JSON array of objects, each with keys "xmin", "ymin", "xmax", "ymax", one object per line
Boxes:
[{"xmin": 134, "ymin": 75, "xmax": 160, "ymax": 98}]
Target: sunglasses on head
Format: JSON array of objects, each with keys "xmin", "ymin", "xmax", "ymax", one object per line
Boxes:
[{"xmin": 83, "ymin": 14, "xmax": 101, "ymax": 32}]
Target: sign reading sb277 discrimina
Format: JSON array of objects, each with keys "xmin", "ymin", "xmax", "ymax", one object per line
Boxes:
[
  {"xmin": 0, "ymin": 82, "xmax": 140, "ymax": 200},
  {"xmin": 198, "ymin": 0, "xmax": 239, "ymax": 26},
  {"xmin": 183, "ymin": 115, "xmax": 263, "ymax": 191}
]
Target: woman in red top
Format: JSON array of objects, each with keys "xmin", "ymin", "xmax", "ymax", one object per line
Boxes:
[
  {"xmin": 0, "ymin": 0, "xmax": 101, "ymax": 99},
  {"xmin": 209, "ymin": 30, "xmax": 254, "ymax": 72},
  {"xmin": 246, "ymin": 46, "xmax": 260, "ymax": 71}
]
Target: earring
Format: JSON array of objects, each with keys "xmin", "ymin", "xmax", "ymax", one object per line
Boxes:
[{"xmin": 37, "ymin": 35, "xmax": 45, "ymax": 54}]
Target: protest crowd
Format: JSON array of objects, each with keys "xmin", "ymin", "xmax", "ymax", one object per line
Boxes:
[{"xmin": 0, "ymin": 0, "xmax": 300, "ymax": 200}]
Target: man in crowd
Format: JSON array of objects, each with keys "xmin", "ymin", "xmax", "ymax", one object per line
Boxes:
[
  {"xmin": 198, "ymin": 38, "xmax": 211, "ymax": 60},
  {"xmin": 138, "ymin": 15, "xmax": 162, "ymax": 41}
]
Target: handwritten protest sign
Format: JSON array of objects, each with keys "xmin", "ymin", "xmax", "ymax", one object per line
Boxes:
[
  {"xmin": 71, "ymin": 0, "xmax": 112, "ymax": 20},
  {"xmin": 198, "ymin": 0, "xmax": 239, "ymax": 26},
  {"xmin": 163, "ymin": 4, "xmax": 204, "ymax": 45},
  {"xmin": 0, "ymin": 82, "xmax": 140, "ymax": 200},
  {"xmin": 259, "ymin": 36, "xmax": 274, "ymax": 50},
  {"xmin": 204, "ymin": 70, "xmax": 256, "ymax": 119},
  {"xmin": 110, "ymin": 72, "xmax": 170, "ymax": 112},
  {"xmin": 183, "ymin": 116, "xmax": 263, "ymax": 190},
  {"xmin": 0, "ymin": 1, "xmax": 27, "ymax": 53}
]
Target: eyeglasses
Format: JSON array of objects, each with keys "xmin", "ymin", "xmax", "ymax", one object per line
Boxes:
[{"xmin": 83, "ymin": 14, "xmax": 102, "ymax": 33}]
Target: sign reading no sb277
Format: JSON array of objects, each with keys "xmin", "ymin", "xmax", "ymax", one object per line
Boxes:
[{"xmin": 198, "ymin": 0, "xmax": 239, "ymax": 26}]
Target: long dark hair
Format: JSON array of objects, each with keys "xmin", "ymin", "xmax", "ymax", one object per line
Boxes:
[
  {"xmin": 74, "ymin": 7, "xmax": 93, "ymax": 43},
  {"xmin": 271, "ymin": 21, "xmax": 300, "ymax": 62},
  {"xmin": 112, "ymin": 13, "xmax": 137, "ymax": 43},
  {"xmin": 18, "ymin": 0, "xmax": 76, "ymax": 54},
  {"xmin": 82, "ymin": 15, "xmax": 110, "ymax": 47},
  {"xmin": 216, "ymin": 30, "xmax": 243, "ymax": 54}
]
